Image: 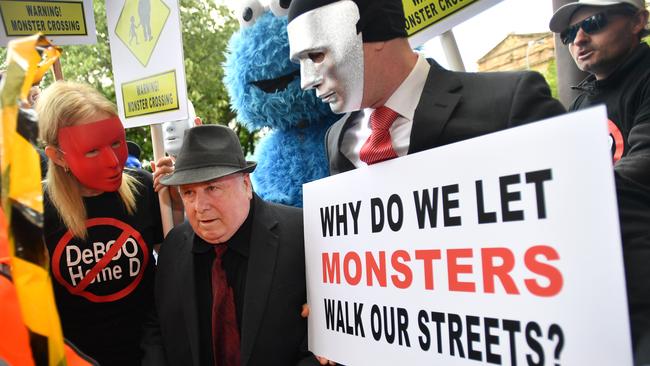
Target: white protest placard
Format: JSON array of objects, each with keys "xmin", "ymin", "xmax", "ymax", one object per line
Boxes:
[
  {"xmin": 303, "ymin": 106, "xmax": 632, "ymax": 365},
  {"xmin": 105, "ymin": 0, "xmax": 188, "ymax": 128},
  {"xmin": 404, "ymin": 0, "xmax": 504, "ymax": 48},
  {"xmin": 0, "ymin": 0, "xmax": 96, "ymax": 46}
]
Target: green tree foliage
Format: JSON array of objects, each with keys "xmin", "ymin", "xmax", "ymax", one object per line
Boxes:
[
  {"xmin": 6, "ymin": 0, "xmax": 258, "ymax": 162},
  {"xmin": 541, "ymin": 58, "xmax": 559, "ymax": 99}
]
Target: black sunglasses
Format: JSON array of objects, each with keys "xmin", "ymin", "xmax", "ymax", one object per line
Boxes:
[
  {"xmin": 560, "ymin": 8, "xmax": 637, "ymax": 45},
  {"xmin": 560, "ymin": 12, "xmax": 609, "ymax": 45}
]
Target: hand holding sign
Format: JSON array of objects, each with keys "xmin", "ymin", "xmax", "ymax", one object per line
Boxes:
[{"xmin": 302, "ymin": 304, "xmax": 336, "ymax": 366}]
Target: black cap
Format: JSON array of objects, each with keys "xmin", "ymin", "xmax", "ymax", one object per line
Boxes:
[
  {"xmin": 126, "ymin": 141, "xmax": 141, "ymax": 160},
  {"xmin": 288, "ymin": 0, "xmax": 407, "ymax": 42}
]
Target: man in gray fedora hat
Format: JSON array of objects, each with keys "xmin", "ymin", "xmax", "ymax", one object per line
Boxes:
[
  {"xmin": 142, "ymin": 125, "xmax": 318, "ymax": 366},
  {"xmin": 550, "ymin": 2, "xmax": 650, "ymax": 363}
]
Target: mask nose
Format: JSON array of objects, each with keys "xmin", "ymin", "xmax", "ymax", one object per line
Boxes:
[
  {"xmin": 300, "ymin": 59, "xmax": 322, "ymax": 90},
  {"xmin": 100, "ymin": 146, "xmax": 120, "ymax": 168}
]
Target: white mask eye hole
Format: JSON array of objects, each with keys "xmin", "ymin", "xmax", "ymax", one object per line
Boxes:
[
  {"xmin": 237, "ymin": 0, "xmax": 265, "ymax": 28},
  {"xmin": 308, "ymin": 52, "xmax": 325, "ymax": 63},
  {"xmin": 269, "ymin": 0, "xmax": 291, "ymax": 17}
]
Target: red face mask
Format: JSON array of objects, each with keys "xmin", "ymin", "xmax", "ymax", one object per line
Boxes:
[{"xmin": 58, "ymin": 116, "xmax": 128, "ymax": 192}]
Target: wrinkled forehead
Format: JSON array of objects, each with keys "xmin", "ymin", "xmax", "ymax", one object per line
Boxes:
[
  {"xmin": 288, "ymin": 1, "xmax": 361, "ymax": 62},
  {"xmin": 58, "ymin": 116, "xmax": 125, "ymax": 150}
]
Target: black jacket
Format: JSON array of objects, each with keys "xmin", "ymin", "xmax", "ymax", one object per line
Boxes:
[
  {"xmin": 326, "ymin": 58, "xmax": 566, "ymax": 175},
  {"xmin": 141, "ymin": 195, "xmax": 318, "ymax": 366},
  {"xmin": 570, "ymin": 43, "xmax": 650, "ymax": 361}
]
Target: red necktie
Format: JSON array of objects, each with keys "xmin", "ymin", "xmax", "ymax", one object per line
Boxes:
[
  {"xmin": 359, "ymin": 106, "xmax": 400, "ymax": 165},
  {"xmin": 211, "ymin": 245, "xmax": 240, "ymax": 366}
]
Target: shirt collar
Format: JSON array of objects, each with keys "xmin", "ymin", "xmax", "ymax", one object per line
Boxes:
[
  {"xmin": 383, "ymin": 53, "xmax": 430, "ymax": 121},
  {"xmin": 191, "ymin": 198, "xmax": 254, "ymax": 258}
]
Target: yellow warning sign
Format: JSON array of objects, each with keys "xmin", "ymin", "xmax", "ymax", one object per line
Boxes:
[
  {"xmin": 402, "ymin": 0, "xmax": 477, "ymax": 36},
  {"xmin": 115, "ymin": 0, "xmax": 169, "ymax": 67},
  {"xmin": 122, "ymin": 70, "xmax": 179, "ymax": 118},
  {"xmin": 0, "ymin": 1, "xmax": 87, "ymax": 36}
]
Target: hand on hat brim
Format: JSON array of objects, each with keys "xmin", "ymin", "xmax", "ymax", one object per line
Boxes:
[{"xmin": 152, "ymin": 156, "xmax": 175, "ymax": 192}]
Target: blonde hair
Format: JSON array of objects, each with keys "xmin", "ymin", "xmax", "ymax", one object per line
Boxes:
[{"xmin": 36, "ymin": 81, "xmax": 139, "ymax": 239}]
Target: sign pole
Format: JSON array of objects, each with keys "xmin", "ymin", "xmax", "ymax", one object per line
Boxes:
[
  {"xmin": 440, "ymin": 29, "xmax": 466, "ymax": 72},
  {"xmin": 52, "ymin": 59, "xmax": 64, "ymax": 81},
  {"xmin": 151, "ymin": 123, "xmax": 174, "ymax": 237}
]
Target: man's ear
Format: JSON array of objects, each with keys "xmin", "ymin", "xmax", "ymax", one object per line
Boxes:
[
  {"xmin": 632, "ymin": 10, "xmax": 649, "ymax": 35},
  {"xmin": 242, "ymin": 173, "xmax": 253, "ymax": 199},
  {"xmin": 44, "ymin": 145, "xmax": 67, "ymax": 169}
]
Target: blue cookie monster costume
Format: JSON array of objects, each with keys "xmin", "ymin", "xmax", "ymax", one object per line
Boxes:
[{"xmin": 224, "ymin": 0, "xmax": 340, "ymax": 207}]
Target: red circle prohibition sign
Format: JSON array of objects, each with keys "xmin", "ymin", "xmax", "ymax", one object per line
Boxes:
[
  {"xmin": 52, "ymin": 217, "xmax": 150, "ymax": 303},
  {"xmin": 608, "ymin": 119, "xmax": 624, "ymax": 163}
]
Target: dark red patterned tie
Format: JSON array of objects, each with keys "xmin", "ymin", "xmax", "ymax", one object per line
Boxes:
[
  {"xmin": 211, "ymin": 245, "xmax": 240, "ymax": 366},
  {"xmin": 359, "ymin": 106, "xmax": 400, "ymax": 165}
]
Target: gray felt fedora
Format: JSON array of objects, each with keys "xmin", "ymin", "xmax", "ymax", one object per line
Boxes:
[{"xmin": 160, "ymin": 125, "xmax": 256, "ymax": 186}]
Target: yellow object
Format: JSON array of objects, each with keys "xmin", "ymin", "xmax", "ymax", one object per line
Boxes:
[
  {"xmin": 0, "ymin": 1, "xmax": 87, "ymax": 37},
  {"xmin": 402, "ymin": 0, "xmax": 478, "ymax": 36},
  {"xmin": 0, "ymin": 33, "xmax": 69, "ymax": 366},
  {"xmin": 121, "ymin": 70, "xmax": 179, "ymax": 117},
  {"xmin": 115, "ymin": 0, "xmax": 170, "ymax": 66}
]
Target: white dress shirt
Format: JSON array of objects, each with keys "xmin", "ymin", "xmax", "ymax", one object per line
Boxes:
[{"xmin": 341, "ymin": 53, "xmax": 431, "ymax": 167}]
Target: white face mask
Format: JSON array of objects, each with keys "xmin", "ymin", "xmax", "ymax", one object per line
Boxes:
[
  {"xmin": 162, "ymin": 100, "xmax": 196, "ymax": 157},
  {"xmin": 288, "ymin": 1, "xmax": 364, "ymax": 114}
]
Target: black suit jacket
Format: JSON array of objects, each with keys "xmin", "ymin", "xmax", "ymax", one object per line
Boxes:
[
  {"xmin": 326, "ymin": 59, "xmax": 566, "ymax": 175},
  {"xmin": 141, "ymin": 195, "xmax": 318, "ymax": 366}
]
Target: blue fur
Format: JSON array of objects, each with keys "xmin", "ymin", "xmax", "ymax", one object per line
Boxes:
[
  {"xmin": 224, "ymin": 10, "xmax": 340, "ymax": 207},
  {"xmin": 250, "ymin": 125, "xmax": 331, "ymax": 207}
]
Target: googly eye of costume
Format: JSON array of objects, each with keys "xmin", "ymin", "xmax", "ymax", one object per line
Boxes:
[
  {"xmin": 236, "ymin": 0, "xmax": 265, "ymax": 28},
  {"xmin": 223, "ymin": 0, "xmax": 340, "ymax": 207},
  {"xmin": 269, "ymin": 0, "xmax": 292, "ymax": 17}
]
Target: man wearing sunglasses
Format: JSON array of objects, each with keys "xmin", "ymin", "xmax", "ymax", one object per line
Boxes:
[{"xmin": 551, "ymin": 1, "xmax": 650, "ymax": 363}]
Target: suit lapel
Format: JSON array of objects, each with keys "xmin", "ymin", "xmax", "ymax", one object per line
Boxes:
[
  {"xmin": 408, "ymin": 59, "xmax": 462, "ymax": 154},
  {"xmin": 330, "ymin": 112, "xmax": 358, "ymax": 173},
  {"xmin": 240, "ymin": 196, "xmax": 279, "ymax": 366},
  {"xmin": 180, "ymin": 230, "xmax": 201, "ymax": 366}
]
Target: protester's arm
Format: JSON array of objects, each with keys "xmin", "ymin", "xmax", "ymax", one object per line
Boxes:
[
  {"xmin": 614, "ymin": 89, "xmax": 650, "ymax": 186},
  {"xmin": 508, "ymin": 71, "xmax": 566, "ymax": 127},
  {"xmin": 152, "ymin": 157, "xmax": 185, "ymax": 226},
  {"xmin": 612, "ymin": 86, "xmax": 650, "ymax": 358}
]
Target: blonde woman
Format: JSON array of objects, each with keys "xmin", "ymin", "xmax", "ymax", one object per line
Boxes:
[{"xmin": 37, "ymin": 81, "xmax": 163, "ymax": 366}]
